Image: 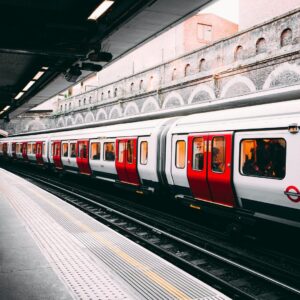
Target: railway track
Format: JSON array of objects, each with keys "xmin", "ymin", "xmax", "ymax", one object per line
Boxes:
[{"xmin": 6, "ymin": 166, "xmax": 300, "ymax": 300}]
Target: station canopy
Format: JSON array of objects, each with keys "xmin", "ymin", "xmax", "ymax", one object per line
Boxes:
[{"xmin": 0, "ymin": 0, "xmax": 212, "ymax": 119}]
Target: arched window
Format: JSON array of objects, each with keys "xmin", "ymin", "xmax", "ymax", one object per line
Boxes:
[
  {"xmin": 101, "ymin": 92, "xmax": 104, "ymax": 100},
  {"xmin": 172, "ymin": 68, "xmax": 177, "ymax": 81},
  {"xmin": 60, "ymin": 105, "xmax": 62, "ymax": 111},
  {"xmin": 78, "ymin": 100, "xmax": 81, "ymax": 107},
  {"xmin": 108, "ymin": 90, "xmax": 111, "ymax": 98},
  {"xmin": 89, "ymin": 96, "xmax": 92, "ymax": 104},
  {"xmin": 130, "ymin": 82, "xmax": 134, "ymax": 93},
  {"xmin": 64, "ymin": 103, "xmax": 67, "ymax": 111},
  {"xmin": 139, "ymin": 80, "xmax": 144, "ymax": 91},
  {"xmin": 114, "ymin": 88, "xmax": 118, "ymax": 97},
  {"xmin": 83, "ymin": 98, "xmax": 86, "ymax": 105},
  {"xmin": 280, "ymin": 28, "xmax": 292, "ymax": 47},
  {"xmin": 184, "ymin": 64, "xmax": 191, "ymax": 77},
  {"xmin": 234, "ymin": 45, "xmax": 243, "ymax": 61},
  {"xmin": 148, "ymin": 76, "xmax": 154, "ymax": 90},
  {"xmin": 69, "ymin": 103, "xmax": 72, "ymax": 110},
  {"xmin": 256, "ymin": 38, "xmax": 266, "ymax": 54},
  {"xmin": 199, "ymin": 58, "xmax": 206, "ymax": 72}
]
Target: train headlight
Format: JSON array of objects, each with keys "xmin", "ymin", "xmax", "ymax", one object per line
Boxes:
[{"xmin": 288, "ymin": 123, "xmax": 299, "ymax": 134}]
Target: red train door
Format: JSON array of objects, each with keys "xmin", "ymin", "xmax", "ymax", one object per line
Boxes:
[
  {"xmin": 207, "ymin": 132, "xmax": 235, "ymax": 207},
  {"xmin": 53, "ymin": 141, "xmax": 63, "ymax": 169},
  {"xmin": 22, "ymin": 142, "xmax": 28, "ymax": 160},
  {"xmin": 116, "ymin": 138, "xmax": 140, "ymax": 185},
  {"xmin": 76, "ymin": 140, "xmax": 92, "ymax": 175},
  {"xmin": 36, "ymin": 142, "xmax": 43, "ymax": 165},
  {"xmin": 187, "ymin": 134, "xmax": 212, "ymax": 201}
]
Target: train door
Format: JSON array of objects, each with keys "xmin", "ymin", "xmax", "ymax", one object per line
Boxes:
[
  {"xmin": 207, "ymin": 132, "xmax": 235, "ymax": 207},
  {"xmin": 76, "ymin": 140, "xmax": 92, "ymax": 175},
  {"xmin": 36, "ymin": 142, "xmax": 43, "ymax": 165},
  {"xmin": 171, "ymin": 135, "xmax": 189, "ymax": 191},
  {"xmin": 116, "ymin": 138, "xmax": 140, "ymax": 185},
  {"xmin": 53, "ymin": 141, "xmax": 63, "ymax": 169},
  {"xmin": 22, "ymin": 142, "xmax": 28, "ymax": 160},
  {"xmin": 187, "ymin": 134, "xmax": 212, "ymax": 201}
]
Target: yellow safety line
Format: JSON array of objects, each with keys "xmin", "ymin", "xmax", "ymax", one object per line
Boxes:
[{"xmin": 28, "ymin": 187, "xmax": 191, "ymax": 300}]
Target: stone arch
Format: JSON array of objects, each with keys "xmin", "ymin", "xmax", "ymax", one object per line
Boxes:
[
  {"xmin": 141, "ymin": 97, "xmax": 160, "ymax": 113},
  {"xmin": 26, "ymin": 120, "xmax": 46, "ymax": 132},
  {"xmin": 162, "ymin": 91, "xmax": 184, "ymax": 109},
  {"xmin": 234, "ymin": 45, "xmax": 243, "ymax": 61},
  {"xmin": 74, "ymin": 113, "xmax": 84, "ymax": 125},
  {"xmin": 184, "ymin": 64, "xmax": 191, "ymax": 76},
  {"xmin": 57, "ymin": 117, "xmax": 65, "ymax": 128},
  {"xmin": 256, "ymin": 37, "xmax": 267, "ymax": 54},
  {"xmin": 85, "ymin": 112, "xmax": 95, "ymax": 123},
  {"xmin": 263, "ymin": 62, "xmax": 300, "ymax": 89},
  {"xmin": 109, "ymin": 106, "xmax": 122, "ymax": 119},
  {"xmin": 281, "ymin": 28, "xmax": 292, "ymax": 47},
  {"xmin": 188, "ymin": 85, "xmax": 216, "ymax": 104},
  {"xmin": 66, "ymin": 116, "xmax": 74, "ymax": 127},
  {"xmin": 96, "ymin": 109, "xmax": 107, "ymax": 121},
  {"xmin": 221, "ymin": 75, "xmax": 256, "ymax": 98},
  {"xmin": 124, "ymin": 102, "xmax": 139, "ymax": 116}
]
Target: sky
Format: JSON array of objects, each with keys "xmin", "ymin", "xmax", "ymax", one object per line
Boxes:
[{"xmin": 200, "ymin": 0, "xmax": 239, "ymax": 24}]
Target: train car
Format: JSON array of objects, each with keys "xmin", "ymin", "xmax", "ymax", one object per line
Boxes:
[
  {"xmin": 47, "ymin": 118, "xmax": 176, "ymax": 194},
  {"xmin": 165, "ymin": 100, "xmax": 300, "ymax": 228}
]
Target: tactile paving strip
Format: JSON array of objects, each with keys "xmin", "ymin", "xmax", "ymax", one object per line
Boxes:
[{"xmin": 0, "ymin": 169, "xmax": 230, "ymax": 300}]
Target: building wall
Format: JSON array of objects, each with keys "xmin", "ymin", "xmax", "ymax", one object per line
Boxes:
[
  {"xmin": 239, "ymin": 0, "xmax": 300, "ymax": 30},
  {"xmin": 183, "ymin": 14, "xmax": 238, "ymax": 53}
]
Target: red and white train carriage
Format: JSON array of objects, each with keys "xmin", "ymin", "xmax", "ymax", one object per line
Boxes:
[{"xmin": 1, "ymin": 99, "xmax": 299, "ymax": 229}]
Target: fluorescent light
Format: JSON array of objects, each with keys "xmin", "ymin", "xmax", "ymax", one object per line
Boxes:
[
  {"xmin": 33, "ymin": 71, "xmax": 44, "ymax": 80},
  {"xmin": 88, "ymin": 1, "xmax": 114, "ymax": 20},
  {"xmin": 3, "ymin": 106, "xmax": 10, "ymax": 111},
  {"xmin": 14, "ymin": 92, "xmax": 24, "ymax": 100},
  {"xmin": 42, "ymin": 66, "xmax": 48, "ymax": 70},
  {"xmin": 23, "ymin": 80, "xmax": 35, "ymax": 91},
  {"xmin": 0, "ymin": 111, "xmax": 4, "ymax": 115}
]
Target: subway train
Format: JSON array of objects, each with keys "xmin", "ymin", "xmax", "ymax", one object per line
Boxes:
[{"xmin": 1, "ymin": 99, "xmax": 300, "ymax": 230}]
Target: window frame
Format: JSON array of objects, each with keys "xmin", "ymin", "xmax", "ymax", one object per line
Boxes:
[
  {"xmin": 239, "ymin": 138, "xmax": 286, "ymax": 180},
  {"xmin": 103, "ymin": 142, "xmax": 115, "ymax": 162},
  {"xmin": 211, "ymin": 136, "xmax": 226, "ymax": 174},
  {"xmin": 127, "ymin": 140, "xmax": 134, "ymax": 164},
  {"xmin": 192, "ymin": 137, "xmax": 204, "ymax": 171},
  {"xmin": 69, "ymin": 142, "xmax": 77, "ymax": 158},
  {"xmin": 90, "ymin": 141, "xmax": 101, "ymax": 160},
  {"xmin": 175, "ymin": 140, "xmax": 186, "ymax": 169},
  {"xmin": 62, "ymin": 142, "xmax": 69, "ymax": 158},
  {"xmin": 140, "ymin": 141, "xmax": 148, "ymax": 165}
]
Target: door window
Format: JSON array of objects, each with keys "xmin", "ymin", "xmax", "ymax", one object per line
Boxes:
[
  {"xmin": 16, "ymin": 143, "xmax": 21, "ymax": 154},
  {"xmin": 104, "ymin": 142, "xmax": 115, "ymax": 161},
  {"xmin": 118, "ymin": 141, "xmax": 125, "ymax": 163},
  {"xmin": 54, "ymin": 143, "xmax": 60, "ymax": 156},
  {"xmin": 91, "ymin": 142, "xmax": 101, "ymax": 160},
  {"xmin": 32, "ymin": 144, "xmax": 37, "ymax": 154},
  {"xmin": 211, "ymin": 137, "xmax": 225, "ymax": 173},
  {"xmin": 176, "ymin": 140, "xmax": 186, "ymax": 169},
  {"xmin": 240, "ymin": 138, "xmax": 286, "ymax": 179},
  {"xmin": 127, "ymin": 140, "xmax": 134, "ymax": 164},
  {"xmin": 27, "ymin": 143, "xmax": 32, "ymax": 154},
  {"xmin": 140, "ymin": 141, "xmax": 148, "ymax": 165},
  {"xmin": 192, "ymin": 137, "xmax": 204, "ymax": 170},
  {"xmin": 37, "ymin": 143, "xmax": 42, "ymax": 155},
  {"xmin": 78, "ymin": 143, "xmax": 87, "ymax": 159}
]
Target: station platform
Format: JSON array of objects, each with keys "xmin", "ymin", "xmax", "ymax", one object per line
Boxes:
[{"xmin": 0, "ymin": 168, "xmax": 230, "ymax": 300}]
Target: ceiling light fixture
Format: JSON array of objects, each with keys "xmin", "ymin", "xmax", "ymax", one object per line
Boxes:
[
  {"xmin": 23, "ymin": 80, "xmax": 35, "ymax": 92},
  {"xmin": 3, "ymin": 106, "xmax": 10, "ymax": 111},
  {"xmin": 88, "ymin": 1, "xmax": 114, "ymax": 20},
  {"xmin": 14, "ymin": 92, "xmax": 24, "ymax": 100},
  {"xmin": 42, "ymin": 66, "xmax": 49, "ymax": 70},
  {"xmin": 33, "ymin": 71, "xmax": 45, "ymax": 80}
]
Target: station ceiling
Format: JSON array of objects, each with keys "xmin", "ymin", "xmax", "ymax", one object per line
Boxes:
[{"xmin": 0, "ymin": 0, "xmax": 212, "ymax": 120}]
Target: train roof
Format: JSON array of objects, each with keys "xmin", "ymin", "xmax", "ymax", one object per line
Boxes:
[{"xmin": 169, "ymin": 99, "xmax": 300, "ymax": 134}]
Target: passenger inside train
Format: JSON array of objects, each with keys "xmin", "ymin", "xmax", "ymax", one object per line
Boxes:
[
  {"xmin": 104, "ymin": 143, "xmax": 115, "ymax": 161},
  {"xmin": 193, "ymin": 138, "xmax": 204, "ymax": 170}
]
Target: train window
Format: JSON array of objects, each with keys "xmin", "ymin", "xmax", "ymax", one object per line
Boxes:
[
  {"xmin": 42, "ymin": 143, "xmax": 45, "ymax": 155},
  {"xmin": 0, "ymin": 143, "xmax": 2, "ymax": 152},
  {"xmin": 91, "ymin": 142, "xmax": 100, "ymax": 160},
  {"xmin": 118, "ymin": 141, "xmax": 125, "ymax": 163},
  {"xmin": 211, "ymin": 137, "xmax": 225, "ymax": 173},
  {"xmin": 104, "ymin": 142, "xmax": 115, "ymax": 161},
  {"xmin": 12, "ymin": 143, "xmax": 16, "ymax": 153},
  {"xmin": 176, "ymin": 140, "xmax": 186, "ymax": 169},
  {"xmin": 37, "ymin": 143, "xmax": 42, "ymax": 155},
  {"xmin": 78, "ymin": 143, "xmax": 87, "ymax": 159},
  {"xmin": 240, "ymin": 138, "xmax": 286, "ymax": 179},
  {"xmin": 140, "ymin": 141, "xmax": 148, "ymax": 165},
  {"xmin": 62, "ymin": 143, "xmax": 68, "ymax": 157},
  {"xmin": 32, "ymin": 143, "xmax": 37, "ymax": 154},
  {"xmin": 27, "ymin": 143, "xmax": 32, "ymax": 154},
  {"xmin": 69, "ymin": 143, "xmax": 76, "ymax": 158},
  {"xmin": 16, "ymin": 143, "xmax": 20, "ymax": 154},
  {"xmin": 127, "ymin": 140, "xmax": 134, "ymax": 164},
  {"xmin": 3, "ymin": 143, "xmax": 7, "ymax": 153},
  {"xmin": 192, "ymin": 137, "xmax": 204, "ymax": 170}
]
